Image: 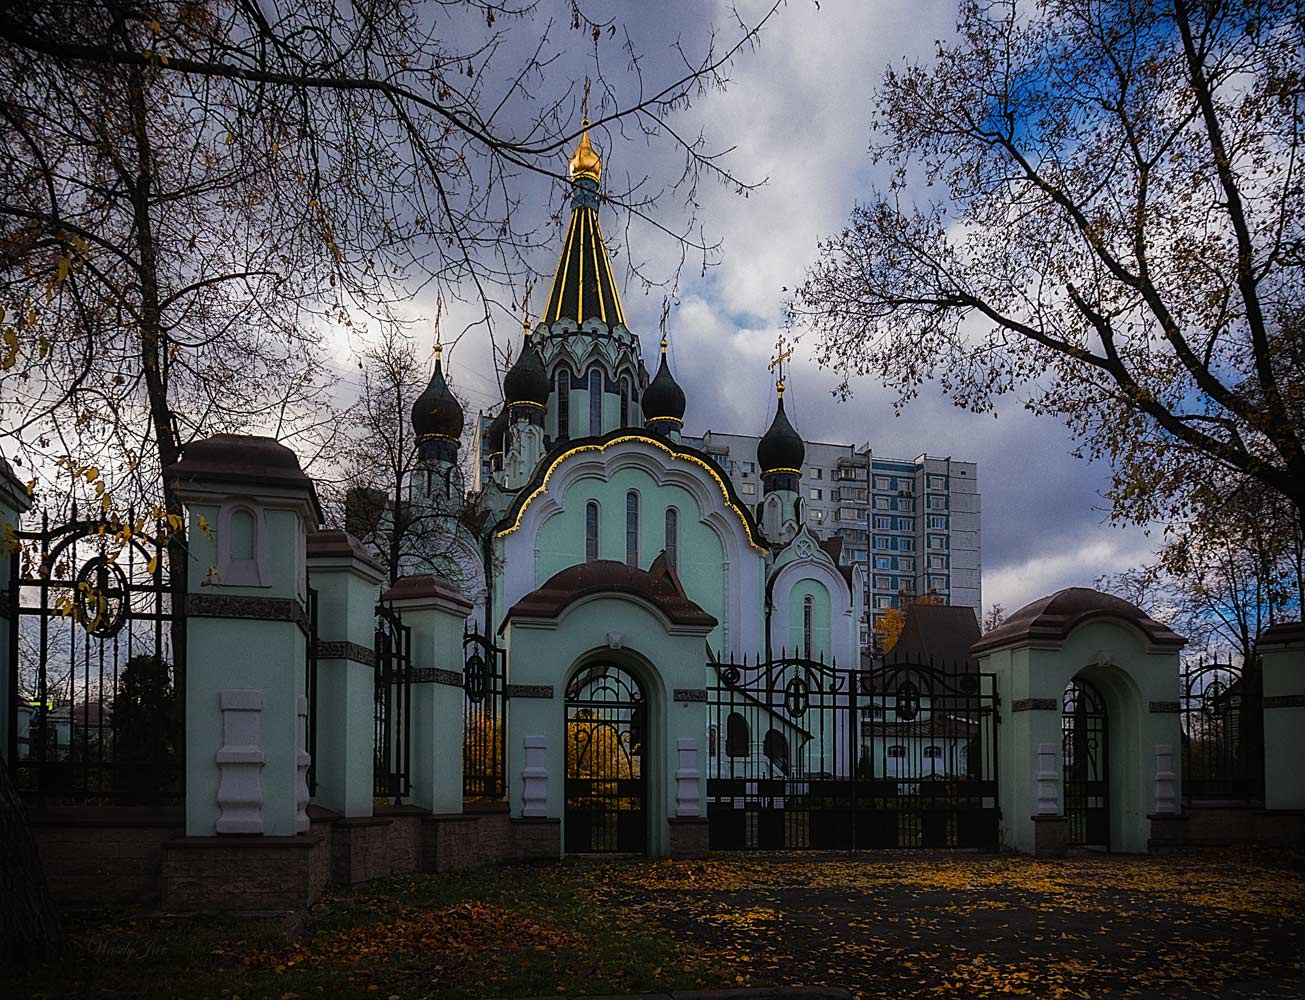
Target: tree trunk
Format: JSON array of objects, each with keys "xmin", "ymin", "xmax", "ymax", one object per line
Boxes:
[{"xmin": 0, "ymin": 759, "xmax": 63, "ymax": 973}]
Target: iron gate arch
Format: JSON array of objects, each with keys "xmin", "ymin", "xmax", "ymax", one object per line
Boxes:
[
  {"xmin": 564, "ymin": 662, "xmax": 647, "ymax": 854},
  {"xmin": 705, "ymin": 652, "xmax": 999, "ymax": 850},
  {"xmin": 1062, "ymin": 677, "xmax": 1109, "ymax": 847},
  {"xmin": 1181, "ymin": 659, "xmax": 1263, "ymax": 803},
  {"xmin": 7, "ymin": 508, "xmax": 185, "ymax": 803}
]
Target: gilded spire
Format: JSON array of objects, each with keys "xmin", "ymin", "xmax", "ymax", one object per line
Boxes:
[{"xmin": 568, "ymin": 118, "xmax": 602, "ymax": 183}]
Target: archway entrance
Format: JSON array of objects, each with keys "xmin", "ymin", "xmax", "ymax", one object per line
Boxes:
[
  {"xmin": 1062, "ymin": 677, "xmax": 1109, "ymax": 848},
  {"xmin": 564, "ymin": 663, "xmax": 647, "ymax": 854}
]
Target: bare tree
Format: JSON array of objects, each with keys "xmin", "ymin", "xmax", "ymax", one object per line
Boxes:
[
  {"xmin": 1, "ymin": 0, "xmax": 781, "ymax": 514},
  {"xmin": 798, "ymin": 0, "xmax": 1305, "ymax": 543}
]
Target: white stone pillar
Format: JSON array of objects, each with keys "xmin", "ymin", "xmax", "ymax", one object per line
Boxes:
[
  {"xmin": 521, "ymin": 735, "xmax": 549, "ymax": 818},
  {"xmin": 1035, "ymin": 742, "xmax": 1060, "ymax": 815},
  {"xmin": 215, "ymin": 689, "xmax": 265, "ymax": 834},
  {"xmin": 675, "ymin": 738, "xmax": 702, "ymax": 818},
  {"xmin": 1152, "ymin": 743, "xmax": 1178, "ymax": 816}
]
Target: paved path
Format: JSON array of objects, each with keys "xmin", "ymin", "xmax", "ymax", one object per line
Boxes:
[{"xmin": 582, "ymin": 849, "xmax": 1305, "ymax": 999}]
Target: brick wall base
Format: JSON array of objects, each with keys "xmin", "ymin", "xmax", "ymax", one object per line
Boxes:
[
  {"xmin": 330, "ymin": 816, "xmax": 394, "ymax": 884},
  {"xmin": 161, "ymin": 832, "xmax": 327, "ymax": 911},
  {"xmin": 29, "ymin": 807, "xmax": 184, "ymax": 906},
  {"xmin": 511, "ymin": 816, "xmax": 561, "ymax": 860},
  {"xmin": 1147, "ymin": 813, "xmax": 1188, "ymax": 852},
  {"xmin": 668, "ymin": 816, "xmax": 709, "ymax": 858},
  {"xmin": 1031, "ymin": 814, "xmax": 1069, "ymax": 858}
]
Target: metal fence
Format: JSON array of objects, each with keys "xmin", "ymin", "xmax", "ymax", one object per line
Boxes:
[
  {"xmin": 1181, "ymin": 659, "xmax": 1263, "ymax": 803},
  {"xmin": 463, "ymin": 628, "xmax": 506, "ymax": 802},
  {"xmin": 373, "ymin": 602, "xmax": 413, "ymax": 803},
  {"xmin": 7, "ymin": 508, "xmax": 184, "ymax": 803},
  {"xmin": 706, "ymin": 652, "xmax": 999, "ymax": 851}
]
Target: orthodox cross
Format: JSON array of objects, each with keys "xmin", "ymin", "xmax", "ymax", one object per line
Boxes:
[
  {"xmin": 769, "ymin": 333, "xmax": 794, "ymax": 393},
  {"xmin": 433, "ymin": 289, "xmax": 445, "ymax": 360}
]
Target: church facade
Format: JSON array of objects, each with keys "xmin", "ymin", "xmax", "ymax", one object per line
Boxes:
[{"xmin": 406, "ymin": 123, "xmax": 864, "ymax": 855}]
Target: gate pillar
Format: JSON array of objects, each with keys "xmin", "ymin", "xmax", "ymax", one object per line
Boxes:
[
  {"xmin": 166, "ymin": 434, "xmax": 321, "ymax": 837},
  {"xmin": 381, "ymin": 574, "xmax": 472, "ymax": 816},
  {"xmin": 1, "ymin": 454, "xmax": 34, "ymax": 763},
  {"xmin": 1259, "ymin": 623, "xmax": 1305, "ymax": 812},
  {"xmin": 971, "ymin": 588, "xmax": 1185, "ymax": 856},
  {"xmin": 307, "ymin": 531, "xmax": 384, "ymax": 818}
]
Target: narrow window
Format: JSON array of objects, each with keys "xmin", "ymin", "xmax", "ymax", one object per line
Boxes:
[
  {"xmin": 726, "ymin": 713, "xmax": 750, "ymax": 757},
  {"xmin": 585, "ymin": 501, "xmax": 599, "ymax": 563},
  {"xmin": 620, "ymin": 376, "xmax": 630, "ymax": 427},
  {"xmin": 803, "ymin": 594, "xmax": 814, "ymax": 658},
  {"xmin": 625, "ymin": 491, "xmax": 639, "ymax": 567},
  {"xmin": 589, "ymin": 369, "xmax": 602, "ymax": 435},
  {"xmin": 664, "ymin": 507, "xmax": 679, "ymax": 568},
  {"xmin": 557, "ymin": 369, "xmax": 570, "ymax": 439}
]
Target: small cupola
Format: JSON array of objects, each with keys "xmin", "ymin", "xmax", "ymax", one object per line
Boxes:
[
  {"xmin": 757, "ymin": 379, "xmax": 805, "ymax": 491},
  {"xmin": 502, "ymin": 323, "xmax": 550, "ymax": 411},
  {"xmin": 641, "ymin": 336, "xmax": 686, "ymax": 432},
  {"xmin": 411, "ymin": 341, "xmax": 464, "ymax": 464}
]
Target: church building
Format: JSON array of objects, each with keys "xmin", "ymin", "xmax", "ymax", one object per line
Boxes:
[{"xmin": 406, "ymin": 121, "xmax": 864, "ymax": 855}]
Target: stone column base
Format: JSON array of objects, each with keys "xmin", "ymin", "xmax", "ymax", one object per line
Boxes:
[
  {"xmin": 161, "ymin": 832, "xmax": 328, "ymax": 911},
  {"xmin": 511, "ymin": 816, "xmax": 561, "ymax": 860},
  {"xmin": 668, "ymin": 816, "xmax": 709, "ymax": 858},
  {"xmin": 1147, "ymin": 813, "xmax": 1188, "ymax": 853},
  {"xmin": 1031, "ymin": 814, "xmax": 1069, "ymax": 858}
]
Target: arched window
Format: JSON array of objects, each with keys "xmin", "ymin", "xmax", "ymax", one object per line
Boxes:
[
  {"xmin": 763, "ymin": 729, "xmax": 790, "ymax": 775},
  {"xmin": 625, "ymin": 491, "xmax": 639, "ymax": 567},
  {"xmin": 589, "ymin": 369, "xmax": 603, "ymax": 435},
  {"xmin": 803, "ymin": 595, "xmax": 814, "ymax": 659},
  {"xmin": 664, "ymin": 507, "xmax": 679, "ymax": 568},
  {"xmin": 619, "ymin": 376, "xmax": 630, "ymax": 427},
  {"xmin": 585, "ymin": 501, "xmax": 600, "ymax": 563},
  {"xmin": 726, "ymin": 712, "xmax": 750, "ymax": 757},
  {"xmin": 887, "ymin": 744, "xmax": 907, "ymax": 758},
  {"xmin": 708, "ymin": 726, "xmax": 718, "ymax": 759},
  {"xmin": 557, "ymin": 369, "xmax": 570, "ymax": 439},
  {"xmin": 923, "ymin": 746, "xmax": 942, "ymax": 759}
]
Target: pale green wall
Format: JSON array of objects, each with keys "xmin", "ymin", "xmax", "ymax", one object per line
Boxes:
[
  {"xmin": 184, "ymin": 501, "xmax": 309, "ymax": 837},
  {"xmin": 982, "ymin": 618, "xmax": 1182, "ymax": 855},
  {"xmin": 504, "ymin": 595, "xmax": 710, "ymax": 857},
  {"xmin": 786, "ymin": 579, "xmax": 831, "ymax": 660},
  {"xmin": 307, "ymin": 563, "xmax": 379, "ymax": 817},
  {"xmin": 534, "ymin": 468, "xmax": 727, "ymax": 648},
  {"xmin": 1261, "ymin": 640, "xmax": 1305, "ymax": 810}
]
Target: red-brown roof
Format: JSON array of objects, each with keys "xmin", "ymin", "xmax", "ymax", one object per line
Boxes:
[
  {"xmin": 503, "ymin": 559, "xmax": 717, "ymax": 631},
  {"xmin": 971, "ymin": 587, "xmax": 1185, "ymax": 654},
  {"xmin": 381, "ymin": 573, "xmax": 473, "ymax": 611}
]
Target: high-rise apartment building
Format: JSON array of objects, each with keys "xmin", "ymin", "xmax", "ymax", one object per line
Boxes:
[{"xmin": 680, "ymin": 431, "xmax": 981, "ymax": 648}]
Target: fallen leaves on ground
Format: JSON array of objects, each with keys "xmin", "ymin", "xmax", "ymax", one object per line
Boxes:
[{"xmin": 243, "ymin": 899, "xmax": 581, "ymax": 972}]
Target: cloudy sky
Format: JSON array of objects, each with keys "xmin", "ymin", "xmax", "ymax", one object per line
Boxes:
[{"xmin": 326, "ymin": 0, "xmax": 1158, "ymax": 616}]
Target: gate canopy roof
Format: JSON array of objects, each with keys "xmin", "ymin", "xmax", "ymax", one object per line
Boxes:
[
  {"xmin": 503, "ymin": 558, "xmax": 717, "ymax": 632},
  {"xmin": 971, "ymin": 587, "xmax": 1185, "ymax": 655}
]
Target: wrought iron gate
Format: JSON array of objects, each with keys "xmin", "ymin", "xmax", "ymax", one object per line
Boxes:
[
  {"xmin": 1181, "ymin": 659, "xmax": 1263, "ymax": 803},
  {"xmin": 7, "ymin": 509, "xmax": 184, "ymax": 803},
  {"xmin": 706, "ymin": 653, "xmax": 999, "ymax": 850},
  {"xmin": 463, "ymin": 627, "xmax": 506, "ymax": 801},
  {"xmin": 373, "ymin": 602, "xmax": 412, "ymax": 803},
  {"xmin": 564, "ymin": 663, "xmax": 646, "ymax": 853},
  {"xmin": 1062, "ymin": 678, "xmax": 1109, "ymax": 847}
]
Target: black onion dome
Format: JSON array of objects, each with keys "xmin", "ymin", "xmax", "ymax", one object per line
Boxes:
[
  {"xmin": 411, "ymin": 355, "xmax": 464, "ymax": 442},
  {"xmin": 757, "ymin": 395, "xmax": 805, "ymax": 474},
  {"xmin": 503, "ymin": 336, "xmax": 550, "ymax": 406},
  {"xmin": 487, "ymin": 407, "xmax": 508, "ymax": 454},
  {"xmin": 642, "ymin": 350, "xmax": 686, "ymax": 424}
]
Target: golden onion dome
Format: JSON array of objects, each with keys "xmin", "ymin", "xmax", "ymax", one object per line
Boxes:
[{"xmin": 568, "ymin": 118, "xmax": 602, "ymax": 183}]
